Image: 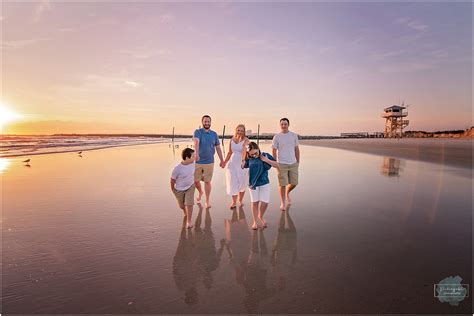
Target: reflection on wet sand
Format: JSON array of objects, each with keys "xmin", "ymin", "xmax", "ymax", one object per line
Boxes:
[
  {"xmin": 194, "ymin": 205, "xmax": 225, "ymax": 290},
  {"xmin": 172, "ymin": 218, "xmax": 198, "ymax": 305},
  {"xmin": 380, "ymin": 157, "xmax": 403, "ymax": 177},
  {"xmin": 223, "ymin": 207, "xmax": 251, "ymax": 287},
  {"xmin": 172, "ymin": 205, "xmax": 224, "ymax": 305},
  {"xmin": 245, "ymin": 228, "xmax": 275, "ymax": 313},
  {"xmin": 272, "ymin": 207, "xmax": 297, "ymax": 291},
  {"xmin": 222, "ymin": 207, "xmax": 269, "ymax": 312}
]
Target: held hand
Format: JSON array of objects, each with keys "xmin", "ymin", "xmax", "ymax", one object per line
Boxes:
[
  {"xmin": 219, "ymin": 161, "xmax": 225, "ymax": 168},
  {"xmin": 241, "ymin": 160, "xmax": 246, "ymax": 169},
  {"xmin": 195, "ymin": 154, "xmax": 200, "ymax": 162}
]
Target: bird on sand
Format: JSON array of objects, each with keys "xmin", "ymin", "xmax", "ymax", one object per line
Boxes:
[{"xmin": 23, "ymin": 159, "xmax": 31, "ymax": 163}]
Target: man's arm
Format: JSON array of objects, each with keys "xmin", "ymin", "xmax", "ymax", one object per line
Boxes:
[
  {"xmin": 216, "ymin": 144, "xmax": 224, "ymax": 167},
  {"xmin": 193, "ymin": 138, "xmax": 200, "ymax": 162},
  {"xmin": 271, "ymin": 135, "xmax": 278, "ymax": 161},
  {"xmin": 295, "ymin": 146, "xmax": 300, "ymax": 163}
]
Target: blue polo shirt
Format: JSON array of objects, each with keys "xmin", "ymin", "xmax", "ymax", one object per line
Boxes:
[
  {"xmin": 193, "ymin": 128, "xmax": 220, "ymax": 164},
  {"xmin": 244, "ymin": 152, "xmax": 276, "ymax": 189}
]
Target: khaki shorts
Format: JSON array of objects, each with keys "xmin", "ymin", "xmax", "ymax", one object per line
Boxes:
[
  {"xmin": 173, "ymin": 184, "xmax": 195, "ymax": 209},
  {"xmin": 194, "ymin": 163, "xmax": 214, "ymax": 182},
  {"xmin": 277, "ymin": 162, "xmax": 299, "ymax": 186}
]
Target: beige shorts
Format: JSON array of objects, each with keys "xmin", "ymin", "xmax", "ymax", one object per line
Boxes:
[
  {"xmin": 173, "ymin": 184, "xmax": 195, "ymax": 209},
  {"xmin": 194, "ymin": 163, "xmax": 214, "ymax": 182},
  {"xmin": 277, "ymin": 162, "xmax": 299, "ymax": 186}
]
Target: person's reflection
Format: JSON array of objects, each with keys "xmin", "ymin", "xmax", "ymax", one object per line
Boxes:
[
  {"xmin": 271, "ymin": 206, "xmax": 297, "ymax": 291},
  {"xmin": 172, "ymin": 217, "xmax": 198, "ymax": 305},
  {"xmin": 244, "ymin": 228, "xmax": 276, "ymax": 313},
  {"xmin": 193, "ymin": 205, "xmax": 224, "ymax": 290},
  {"xmin": 380, "ymin": 157, "xmax": 403, "ymax": 177},
  {"xmin": 223, "ymin": 206, "xmax": 251, "ymax": 286}
]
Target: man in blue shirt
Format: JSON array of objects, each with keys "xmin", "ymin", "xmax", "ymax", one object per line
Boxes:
[{"xmin": 193, "ymin": 115, "xmax": 224, "ymax": 208}]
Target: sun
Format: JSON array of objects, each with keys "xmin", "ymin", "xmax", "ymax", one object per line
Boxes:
[{"xmin": 0, "ymin": 102, "xmax": 22, "ymax": 130}]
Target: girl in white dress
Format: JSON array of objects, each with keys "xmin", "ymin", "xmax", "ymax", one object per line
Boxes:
[{"xmin": 223, "ymin": 124, "xmax": 249, "ymax": 209}]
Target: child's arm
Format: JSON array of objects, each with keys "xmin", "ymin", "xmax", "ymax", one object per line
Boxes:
[
  {"xmin": 170, "ymin": 178, "xmax": 176, "ymax": 192},
  {"xmin": 261, "ymin": 153, "xmax": 279, "ymax": 169}
]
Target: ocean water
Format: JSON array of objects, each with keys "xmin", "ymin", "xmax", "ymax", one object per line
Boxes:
[
  {"xmin": 0, "ymin": 135, "xmax": 177, "ymax": 157},
  {"xmin": 1, "ymin": 141, "xmax": 471, "ymax": 314}
]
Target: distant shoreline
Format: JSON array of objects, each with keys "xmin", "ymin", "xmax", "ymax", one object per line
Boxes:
[{"xmin": 300, "ymin": 139, "xmax": 472, "ymax": 169}]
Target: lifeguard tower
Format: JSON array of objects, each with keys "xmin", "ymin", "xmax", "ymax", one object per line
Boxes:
[{"xmin": 382, "ymin": 104, "xmax": 409, "ymax": 138}]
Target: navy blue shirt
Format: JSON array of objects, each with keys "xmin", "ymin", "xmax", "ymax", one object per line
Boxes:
[
  {"xmin": 244, "ymin": 152, "xmax": 276, "ymax": 189},
  {"xmin": 194, "ymin": 128, "xmax": 220, "ymax": 164}
]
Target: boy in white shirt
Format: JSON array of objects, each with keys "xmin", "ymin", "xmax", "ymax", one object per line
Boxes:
[
  {"xmin": 171, "ymin": 148, "xmax": 196, "ymax": 228},
  {"xmin": 272, "ymin": 118, "xmax": 300, "ymax": 211}
]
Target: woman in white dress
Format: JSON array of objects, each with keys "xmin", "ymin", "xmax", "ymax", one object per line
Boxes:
[{"xmin": 223, "ymin": 124, "xmax": 249, "ymax": 209}]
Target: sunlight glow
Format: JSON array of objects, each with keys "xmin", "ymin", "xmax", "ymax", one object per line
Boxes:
[
  {"xmin": 0, "ymin": 158, "xmax": 11, "ymax": 174},
  {"xmin": 0, "ymin": 102, "xmax": 22, "ymax": 131}
]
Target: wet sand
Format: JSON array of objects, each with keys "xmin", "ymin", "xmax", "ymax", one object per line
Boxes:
[
  {"xmin": 1, "ymin": 142, "xmax": 472, "ymax": 314},
  {"xmin": 300, "ymin": 138, "xmax": 472, "ymax": 169}
]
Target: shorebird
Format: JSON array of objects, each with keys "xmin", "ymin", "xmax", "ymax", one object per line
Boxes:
[
  {"xmin": 23, "ymin": 159, "xmax": 30, "ymax": 163},
  {"xmin": 78, "ymin": 154, "xmax": 83, "ymax": 158},
  {"xmin": 77, "ymin": 151, "xmax": 82, "ymax": 155}
]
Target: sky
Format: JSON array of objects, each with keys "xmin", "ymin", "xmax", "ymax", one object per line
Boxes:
[{"xmin": 1, "ymin": 1, "xmax": 472, "ymax": 135}]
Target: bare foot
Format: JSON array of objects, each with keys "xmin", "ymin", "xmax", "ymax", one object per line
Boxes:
[
  {"xmin": 196, "ymin": 192, "xmax": 203, "ymax": 203},
  {"xmin": 205, "ymin": 201, "xmax": 212, "ymax": 208},
  {"xmin": 239, "ymin": 200, "xmax": 244, "ymax": 206},
  {"xmin": 229, "ymin": 202, "xmax": 236, "ymax": 209},
  {"xmin": 286, "ymin": 194, "xmax": 292, "ymax": 205},
  {"xmin": 251, "ymin": 223, "xmax": 258, "ymax": 230},
  {"xmin": 280, "ymin": 202, "xmax": 286, "ymax": 211},
  {"xmin": 186, "ymin": 222, "xmax": 193, "ymax": 229},
  {"xmin": 258, "ymin": 217, "xmax": 267, "ymax": 228}
]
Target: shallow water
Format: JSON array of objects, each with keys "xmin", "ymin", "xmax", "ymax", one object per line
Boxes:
[
  {"xmin": 1, "ymin": 142, "xmax": 472, "ymax": 314},
  {"xmin": 0, "ymin": 135, "xmax": 178, "ymax": 157}
]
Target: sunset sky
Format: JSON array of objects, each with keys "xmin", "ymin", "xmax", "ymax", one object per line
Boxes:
[{"xmin": 1, "ymin": 1, "xmax": 472, "ymax": 135}]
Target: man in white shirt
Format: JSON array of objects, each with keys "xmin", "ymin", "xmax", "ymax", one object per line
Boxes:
[{"xmin": 272, "ymin": 118, "xmax": 300, "ymax": 210}]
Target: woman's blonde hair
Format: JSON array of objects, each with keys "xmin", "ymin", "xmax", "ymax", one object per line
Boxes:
[{"xmin": 234, "ymin": 124, "xmax": 246, "ymax": 139}]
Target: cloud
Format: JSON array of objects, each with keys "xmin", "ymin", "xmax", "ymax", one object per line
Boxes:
[
  {"xmin": 120, "ymin": 47, "xmax": 171, "ymax": 59},
  {"xmin": 395, "ymin": 17, "xmax": 428, "ymax": 32},
  {"xmin": 32, "ymin": 0, "xmax": 52, "ymax": 23},
  {"xmin": 2, "ymin": 38, "xmax": 51, "ymax": 49},
  {"xmin": 58, "ymin": 28, "xmax": 75, "ymax": 33},
  {"xmin": 230, "ymin": 36, "xmax": 289, "ymax": 52},
  {"xmin": 379, "ymin": 62, "xmax": 434, "ymax": 73},
  {"xmin": 370, "ymin": 50, "xmax": 405, "ymax": 61},
  {"xmin": 160, "ymin": 13, "xmax": 175, "ymax": 24},
  {"xmin": 318, "ymin": 46, "xmax": 335, "ymax": 55},
  {"xmin": 124, "ymin": 81, "xmax": 142, "ymax": 88}
]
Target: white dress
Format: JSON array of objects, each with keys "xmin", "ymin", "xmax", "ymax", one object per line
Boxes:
[{"xmin": 225, "ymin": 139, "xmax": 249, "ymax": 196}]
